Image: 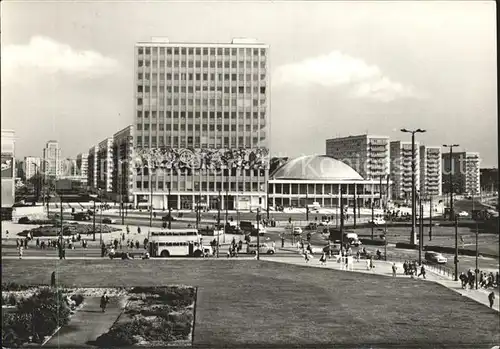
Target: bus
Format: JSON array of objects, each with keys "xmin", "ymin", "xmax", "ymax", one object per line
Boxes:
[{"xmin": 148, "ymin": 229, "xmax": 210, "ymax": 257}]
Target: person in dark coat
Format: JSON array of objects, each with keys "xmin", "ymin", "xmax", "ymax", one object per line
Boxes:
[
  {"xmin": 51, "ymin": 271, "xmax": 56, "ymax": 287},
  {"xmin": 100, "ymin": 293, "xmax": 109, "ymax": 312},
  {"xmin": 488, "ymin": 292, "xmax": 495, "ymax": 308}
]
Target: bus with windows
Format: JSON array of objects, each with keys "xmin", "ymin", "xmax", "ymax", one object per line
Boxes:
[{"xmin": 148, "ymin": 229, "xmax": 211, "ymax": 257}]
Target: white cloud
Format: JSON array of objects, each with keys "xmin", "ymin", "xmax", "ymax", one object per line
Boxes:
[
  {"xmin": 2, "ymin": 36, "xmax": 120, "ymax": 79},
  {"xmin": 273, "ymin": 51, "xmax": 422, "ymax": 102}
]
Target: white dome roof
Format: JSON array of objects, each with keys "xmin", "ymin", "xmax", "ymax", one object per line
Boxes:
[{"xmin": 271, "ymin": 155, "xmax": 363, "ymax": 181}]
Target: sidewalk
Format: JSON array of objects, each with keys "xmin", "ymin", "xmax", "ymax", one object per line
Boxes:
[{"xmin": 262, "ymin": 254, "xmax": 500, "ymax": 312}]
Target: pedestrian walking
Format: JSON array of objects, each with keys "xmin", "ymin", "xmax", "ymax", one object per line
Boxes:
[
  {"xmin": 137, "ymin": 226, "xmax": 141, "ymax": 235},
  {"xmin": 369, "ymin": 257, "xmax": 375, "ymax": 270},
  {"xmin": 418, "ymin": 265, "xmax": 426, "ymax": 279},
  {"xmin": 319, "ymin": 252, "xmax": 327, "ymax": 266},
  {"xmin": 365, "ymin": 258, "xmax": 370, "ymax": 271},
  {"xmin": 392, "ymin": 263, "xmax": 397, "ymax": 277},
  {"xmin": 100, "ymin": 293, "xmax": 109, "ymax": 313},
  {"xmin": 126, "ymin": 225, "xmax": 130, "ymax": 234},
  {"xmin": 281, "ymin": 235, "xmax": 285, "ymax": 248},
  {"xmin": 304, "ymin": 250, "xmax": 310, "ymax": 263},
  {"xmin": 403, "ymin": 261, "xmax": 408, "ymax": 275},
  {"xmin": 18, "ymin": 245, "xmax": 23, "ymax": 259},
  {"xmin": 488, "ymin": 292, "xmax": 495, "ymax": 309}
]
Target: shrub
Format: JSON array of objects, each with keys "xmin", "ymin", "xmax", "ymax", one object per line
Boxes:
[
  {"xmin": 95, "ymin": 321, "xmax": 141, "ymax": 347},
  {"xmin": 70, "ymin": 294, "xmax": 85, "ymax": 307},
  {"xmin": 2, "ymin": 312, "xmax": 34, "ymax": 347},
  {"xmin": 395, "ymin": 242, "xmax": 418, "ymax": 250},
  {"xmin": 16, "ymin": 288, "xmax": 71, "ymax": 338},
  {"xmin": 18, "ymin": 216, "xmax": 30, "ymax": 224},
  {"xmin": 1, "ymin": 282, "xmax": 32, "ymax": 292}
]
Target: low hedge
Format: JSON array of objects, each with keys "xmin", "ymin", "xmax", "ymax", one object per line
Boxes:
[
  {"xmin": 18, "ymin": 223, "xmax": 120, "ymax": 238},
  {"xmin": 359, "ymin": 238, "xmax": 387, "ymax": 246},
  {"xmin": 18, "ymin": 217, "xmax": 57, "ymax": 225},
  {"xmin": 395, "ymin": 242, "xmax": 418, "ymax": 250}
]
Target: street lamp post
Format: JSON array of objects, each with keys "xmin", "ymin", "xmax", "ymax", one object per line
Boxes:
[
  {"xmin": 305, "ymin": 192, "xmax": 309, "ymax": 222},
  {"xmin": 149, "ymin": 168, "xmax": 154, "ymax": 228},
  {"xmin": 473, "ymin": 191, "xmax": 479, "ymax": 289},
  {"xmin": 443, "ymin": 144, "xmax": 459, "ymax": 221},
  {"xmin": 99, "ymin": 189, "xmax": 103, "ymax": 245},
  {"xmin": 217, "ymin": 189, "xmax": 221, "ymax": 258},
  {"xmin": 93, "ymin": 198, "xmax": 96, "ymax": 241},
  {"xmin": 256, "ymin": 208, "xmax": 261, "ymax": 260},
  {"xmin": 225, "ymin": 176, "xmax": 229, "ymax": 243},
  {"xmin": 429, "ymin": 195, "xmax": 433, "ymax": 241},
  {"xmin": 371, "ymin": 202, "xmax": 375, "ymax": 240},
  {"xmin": 353, "ymin": 186, "xmax": 357, "ymax": 229},
  {"xmin": 419, "ymin": 197, "xmax": 423, "ymax": 265},
  {"xmin": 167, "ymin": 183, "xmax": 172, "ymax": 229},
  {"xmin": 454, "ymin": 215, "xmax": 459, "ymax": 281},
  {"xmin": 401, "ymin": 128, "xmax": 426, "ymax": 245},
  {"xmin": 340, "ymin": 187, "xmax": 344, "ymax": 253}
]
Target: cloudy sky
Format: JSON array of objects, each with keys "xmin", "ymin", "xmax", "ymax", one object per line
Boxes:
[{"xmin": 1, "ymin": 1, "xmax": 497, "ymax": 166}]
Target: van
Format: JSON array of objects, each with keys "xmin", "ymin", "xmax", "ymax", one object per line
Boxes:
[
  {"xmin": 307, "ymin": 202, "xmax": 321, "ymax": 210},
  {"xmin": 247, "ymin": 243, "xmax": 275, "ymax": 255}
]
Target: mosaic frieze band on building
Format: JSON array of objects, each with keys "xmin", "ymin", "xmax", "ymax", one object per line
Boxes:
[{"xmin": 133, "ymin": 148, "xmax": 270, "ymax": 171}]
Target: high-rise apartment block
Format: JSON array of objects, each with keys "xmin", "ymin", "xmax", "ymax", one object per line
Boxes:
[
  {"xmin": 76, "ymin": 153, "xmax": 88, "ymax": 184},
  {"xmin": 132, "ymin": 37, "xmax": 270, "ymax": 210},
  {"xmin": 42, "ymin": 140, "xmax": 61, "ymax": 179},
  {"xmin": 390, "ymin": 141, "xmax": 420, "ymax": 199},
  {"xmin": 442, "ymin": 151, "xmax": 481, "ymax": 195},
  {"xmin": 97, "ymin": 138, "xmax": 114, "ymax": 193},
  {"xmin": 87, "ymin": 146, "xmax": 98, "ymax": 190},
  {"xmin": 112, "ymin": 126, "xmax": 135, "ymax": 203},
  {"xmin": 24, "ymin": 156, "xmax": 41, "ymax": 181},
  {"xmin": 325, "ymin": 135, "xmax": 390, "ymax": 180},
  {"xmin": 419, "ymin": 146, "xmax": 442, "ymax": 197}
]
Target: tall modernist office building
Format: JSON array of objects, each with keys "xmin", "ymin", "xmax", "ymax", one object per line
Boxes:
[
  {"xmin": 442, "ymin": 151, "xmax": 481, "ymax": 195},
  {"xmin": 42, "ymin": 140, "xmax": 62, "ymax": 179},
  {"xmin": 76, "ymin": 153, "xmax": 88, "ymax": 184},
  {"xmin": 133, "ymin": 37, "xmax": 270, "ymax": 210},
  {"xmin": 390, "ymin": 141, "xmax": 420, "ymax": 200},
  {"xmin": 419, "ymin": 146, "xmax": 442, "ymax": 197}
]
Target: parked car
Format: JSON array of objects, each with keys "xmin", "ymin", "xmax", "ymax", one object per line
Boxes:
[
  {"xmin": 102, "ymin": 218, "xmax": 117, "ymax": 224},
  {"xmin": 425, "ymin": 251, "xmax": 447, "ymax": 264},
  {"xmin": 247, "ymin": 243, "xmax": 275, "ymax": 255},
  {"xmin": 293, "ymin": 227, "xmax": 303, "ymax": 236},
  {"xmin": 72, "ymin": 212, "xmax": 91, "ymax": 221}
]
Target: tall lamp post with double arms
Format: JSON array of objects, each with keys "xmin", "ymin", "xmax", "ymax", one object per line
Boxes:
[{"xmin": 401, "ymin": 128, "xmax": 426, "ymax": 245}]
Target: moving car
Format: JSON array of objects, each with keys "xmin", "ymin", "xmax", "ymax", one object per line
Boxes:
[
  {"xmin": 425, "ymin": 251, "xmax": 447, "ymax": 264},
  {"xmin": 458, "ymin": 211, "xmax": 469, "ymax": 217},
  {"xmin": 247, "ymin": 243, "xmax": 275, "ymax": 255},
  {"xmin": 293, "ymin": 227, "xmax": 303, "ymax": 236},
  {"xmin": 102, "ymin": 218, "xmax": 117, "ymax": 224},
  {"xmin": 368, "ymin": 218, "xmax": 386, "ymax": 226},
  {"xmin": 305, "ymin": 223, "xmax": 318, "ymax": 231}
]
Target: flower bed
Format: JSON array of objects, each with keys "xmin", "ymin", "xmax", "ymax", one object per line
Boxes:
[
  {"xmin": 17, "ymin": 223, "xmax": 121, "ymax": 238},
  {"xmin": 95, "ymin": 286, "xmax": 196, "ymax": 347},
  {"xmin": 1, "ymin": 287, "xmax": 85, "ymax": 348}
]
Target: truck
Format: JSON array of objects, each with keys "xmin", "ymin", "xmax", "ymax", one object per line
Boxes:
[
  {"xmin": 239, "ymin": 220, "xmax": 265, "ymax": 236},
  {"xmin": 324, "ymin": 228, "xmax": 361, "ymax": 246}
]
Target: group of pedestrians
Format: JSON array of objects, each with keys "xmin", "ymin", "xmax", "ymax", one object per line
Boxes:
[{"xmin": 459, "ymin": 269, "xmax": 499, "ymax": 290}]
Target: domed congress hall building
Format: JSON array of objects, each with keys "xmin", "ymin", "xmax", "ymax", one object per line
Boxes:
[{"xmin": 268, "ymin": 155, "xmax": 387, "ymax": 209}]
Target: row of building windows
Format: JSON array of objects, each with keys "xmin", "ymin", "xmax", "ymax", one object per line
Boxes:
[
  {"xmin": 137, "ymin": 111, "xmax": 266, "ymax": 119},
  {"xmin": 137, "ymin": 98, "xmax": 265, "ymax": 107},
  {"xmin": 138, "ymin": 72, "xmax": 266, "ymax": 81},
  {"xmin": 137, "ymin": 85, "xmax": 266, "ymax": 94},
  {"xmin": 137, "ymin": 47, "xmax": 266, "ymax": 56},
  {"xmin": 138, "ymin": 60, "xmax": 266, "ymax": 68},
  {"xmin": 136, "ymin": 180, "xmax": 263, "ymax": 192},
  {"xmin": 136, "ymin": 123, "xmax": 263, "ymax": 131},
  {"xmin": 138, "ymin": 168, "xmax": 266, "ymax": 177},
  {"xmin": 139, "ymin": 85, "xmax": 266, "ymax": 95},
  {"xmin": 135, "ymin": 136, "xmax": 263, "ymax": 147}
]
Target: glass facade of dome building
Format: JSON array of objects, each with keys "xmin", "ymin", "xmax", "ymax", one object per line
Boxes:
[{"xmin": 269, "ymin": 155, "xmax": 388, "ymax": 208}]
